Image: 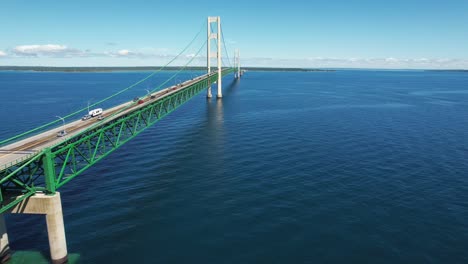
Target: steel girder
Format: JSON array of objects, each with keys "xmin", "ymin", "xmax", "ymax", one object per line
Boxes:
[{"xmin": 0, "ymin": 68, "xmax": 234, "ymax": 213}]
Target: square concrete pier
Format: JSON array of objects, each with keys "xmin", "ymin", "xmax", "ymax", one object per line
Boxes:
[{"xmin": 8, "ymin": 251, "xmax": 80, "ymax": 263}]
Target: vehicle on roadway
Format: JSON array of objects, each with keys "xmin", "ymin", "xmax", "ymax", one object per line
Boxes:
[
  {"xmin": 82, "ymin": 108, "xmax": 103, "ymax": 121},
  {"xmin": 57, "ymin": 130, "xmax": 67, "ymax": 137},
  {"xmin": 89, "ymin": 108, "xmax": 103, "ymax": 116}
]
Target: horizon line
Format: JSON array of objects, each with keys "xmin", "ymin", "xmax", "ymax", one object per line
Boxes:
[{"xmin": 0, "ymin": 65, "xmax": 467, "ymax": 72}]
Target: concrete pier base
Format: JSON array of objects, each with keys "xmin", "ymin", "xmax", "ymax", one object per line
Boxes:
[
  {"xmin": 217, "ymin": 74, "xmax": 222, "ymax": 98},
  {"xmin": 0, "ymin": 215, "xmax": 11, "ymax": 263},
  {"xmin": 8, "ymin": 251, "xmax": 80, "ymax": 264},
  {"xmin": 207, "ymin": 87, "xmax": 213, "ymax": 98},
  {"xmin": 8, "ymin": 193, "xmax": 68, "ymax": 264},
  {"xmin": 45, "ymin": 201, "xmax": 68, "ymax": 264}
]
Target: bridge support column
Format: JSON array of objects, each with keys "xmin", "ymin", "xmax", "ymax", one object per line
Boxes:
[
  {"xmin": 237, "ymin": 49, "xmax": 241, "ymax": 79},
  {"xmin": 207, "ymin": 17, "xmax": 213, "ymax": 99},
  {"xmin": 0, "ymin": 215, "xmax": 11, "ymax": 263},
  {"xmin": 45, "ymin": 196, "xmax": 68, "ymax": 264},
  {"xmin": 216, "ymin": 16, "xmax": 222, "ymax": 98},
  {"xmin": 234, "ymin": 49, "xmax": 241, "ymax": 79},
  {"xmin": 208, "ymin": 16, "xmax": 223, "ymax": 98},
  {"xmin": 8, "ymin": 193, "xmax": 68, "ymax": 264},
  {"xmin": 217, "ymin": 74, "xmax": 222, "ymax": 98}
]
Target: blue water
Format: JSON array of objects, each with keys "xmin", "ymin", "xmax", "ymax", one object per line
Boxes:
[{"xmin": 1, "ymin": 70, "xmax": 468, "ymax": 263}]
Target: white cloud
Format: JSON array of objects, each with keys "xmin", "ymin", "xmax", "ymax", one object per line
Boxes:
[
  {"xmin": 12, "ymin": 44, "xmax": 84, "ymax": 57},
  {"xmin": 242, "ymin": 56, "xmax": 468, "ymax": 69},
  {"xmin": 109, "ymin": 49, "xmax": 143, "ymax": 57},
  {"xmin": 415, "ymin": 58, "xmax": 429, "ymax": 62},
  {"xmin": 106, "ymin": 49, "xmax": 176, "ymax": 59},
  {"xmin": 5, "ymin": 44, "xmax": 466, "ymax": 69},
  {"xmin": 186, "ymin": 53, "xmax": 203, "ymax": 58},
  {"xmin": 7, "ymin": 44, "xmax": 202, "ymax": 62},
  {"xmin": 9, "ymin": 44, "xmax": 163, "ymax": 59},
  {"xmin": 117, "ymin": 49, "xmax": 131, "ymax": 56}
]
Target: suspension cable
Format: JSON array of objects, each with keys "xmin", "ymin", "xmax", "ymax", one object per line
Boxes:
[
  {"xmin": 220, "ymin": 24, "xmax": 233, "ymax": 68},
  {"xmin": 149, "ymin": 39, "xmax": 207, "ymax": 94},
  {"xmin": 73, "ymin": 39, "xmax": 209, "ymax": 136},
  {"xmin": 210, "ymin": 22, "xmax": 232, "ymax": 68},
  {"xmin": 0, "ymin": 23, "xmax": 206, "ymax": 146}
]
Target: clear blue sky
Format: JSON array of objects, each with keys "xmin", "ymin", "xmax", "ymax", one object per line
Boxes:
[{"xmin": 1, "ymin": 0, "xmax": 467, "ymax": 69}]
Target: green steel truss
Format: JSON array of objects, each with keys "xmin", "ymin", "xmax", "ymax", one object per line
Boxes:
[{"xmin": 0, "ymin": 68, "xmax": 235, "ymax": 213}]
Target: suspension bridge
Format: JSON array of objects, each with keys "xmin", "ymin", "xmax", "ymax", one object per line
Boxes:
[{"xmin": 0, "ymin": 16, "xmax": 242, "ymax": 264}]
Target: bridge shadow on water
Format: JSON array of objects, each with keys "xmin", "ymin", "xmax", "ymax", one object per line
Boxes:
[
  {"xmin": 162, "ymin": 77, "xmax": 240, "ymax": 168},
  {"xmin": 132, "ymin": 77, "xmax": 243, "ymax": 260},
  {"xmin": 193, "ymin": 78, "xmax": 240, "ymax": 150},
  {"xmin": 166, "ymin": 77, "xmax": 240, "ymax": 152}
]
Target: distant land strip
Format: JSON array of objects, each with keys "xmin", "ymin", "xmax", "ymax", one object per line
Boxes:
[
  {"xmin": 0, "ymin": 66, "xmax": 334, "ymax": 72},
  {"xmin": 426, "ymin": 69, "xmax": 468, "ymax": 73}
]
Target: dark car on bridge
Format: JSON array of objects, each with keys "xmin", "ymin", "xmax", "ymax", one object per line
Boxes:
[{"xmin": 56, "ymin": 130, "xmax": 67, "ymax": 137}]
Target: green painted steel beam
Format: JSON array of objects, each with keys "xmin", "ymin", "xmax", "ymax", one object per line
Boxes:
[{"xmin": 0, "ymin": 69, "xmax": 235, "ymax": 213}]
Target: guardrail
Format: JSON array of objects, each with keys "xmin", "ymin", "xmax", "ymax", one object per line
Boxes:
[{"xmin": 0, "ymin": 150, "xmax": 40, "ymax": 171}]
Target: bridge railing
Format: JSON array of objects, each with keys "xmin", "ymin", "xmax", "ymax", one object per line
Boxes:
[
  {"xmin": 0, "ymin": 68, "xmax": 235, "ymax": 214},
  {"xmin": 0, "ymin": 151, "xmax": 40, "ymax": 171}
]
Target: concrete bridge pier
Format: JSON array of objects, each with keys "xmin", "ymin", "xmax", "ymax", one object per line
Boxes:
[
  {"xmin": 0, "ymin": 215, "xmax": 11, "ymax": 263},
  {"xmin": 1, "ymin": 192, "xmax": 68, "ymax": 264}
]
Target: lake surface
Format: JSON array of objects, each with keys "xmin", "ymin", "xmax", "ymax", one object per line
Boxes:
[{"xmin": 1, "ymin": 69, "xmax": 468, "ymax": 263}]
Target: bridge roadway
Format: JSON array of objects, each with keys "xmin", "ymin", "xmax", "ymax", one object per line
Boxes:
[{"xmin": 0, "ymin": 72, "xmax": 216, "ymax": 170}]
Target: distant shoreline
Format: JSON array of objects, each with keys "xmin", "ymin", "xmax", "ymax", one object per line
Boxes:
[
  {"xmin": 426, "ymin": 69, "xmax": 468, "ymax": 73},
  {"xmin": 0, "ymin": 66, "xmax": 334, "ymax": 72},
  {"xmin": 1, "ymin": 66, "xmax": 466, "ymax": 73}
]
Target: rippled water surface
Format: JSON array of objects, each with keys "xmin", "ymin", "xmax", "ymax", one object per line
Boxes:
[{"xmin": 1, "ymin": 70, "xmax": 468, "ymax": 263}]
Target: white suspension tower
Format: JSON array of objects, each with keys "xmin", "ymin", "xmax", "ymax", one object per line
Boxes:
[
  {"xmin": 235, "ymin": 49, "xmax": 241, "ymax": 78},
  {"xmin": 207, "ymin": 16, "xmax": 222, "ymax": 98}
]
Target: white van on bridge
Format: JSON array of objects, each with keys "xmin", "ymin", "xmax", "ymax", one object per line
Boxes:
[{"xmin": 82, "ymin": 108, "xmax": 103, "ymax": 120}]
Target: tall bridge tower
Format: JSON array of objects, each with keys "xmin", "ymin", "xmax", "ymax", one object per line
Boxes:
[
  {"xmin": 235, "ymin": 49, "xmax": 241, "ymax": 79},
  {"xmin": 207, "ymin": 16, "xmax": 222, "ymax": 98}
]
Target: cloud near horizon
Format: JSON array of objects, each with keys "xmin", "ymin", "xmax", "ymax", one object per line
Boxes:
[
  {"xmin": 6, "ymin": 44, "xmax": 170, "ymax": 59},
  {"xmin": 305, "ymin": 57, "xmax": 468, "ymax": 69},
  {"xmin": 2, "ymin": 44, "xmax": 467, "ymax": 69},
  {"xmin": 243, "ymin": 57, "xmax": 468, "ymax": 69},
  {"xmin": 12, "ymin": 44, "xmax": 84, "ymax": 57},
  {"xmin": 117, "ymin": 49, "xmax": 131, "ymax": 56},
  {"xmin": 107, "ymin": 49, "xmax": 171, "ymax": 59}
]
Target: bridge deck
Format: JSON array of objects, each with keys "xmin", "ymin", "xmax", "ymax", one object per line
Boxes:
[{"xmin": 0, "ymin": 72, "xmax": 215, "ymax": 170}]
